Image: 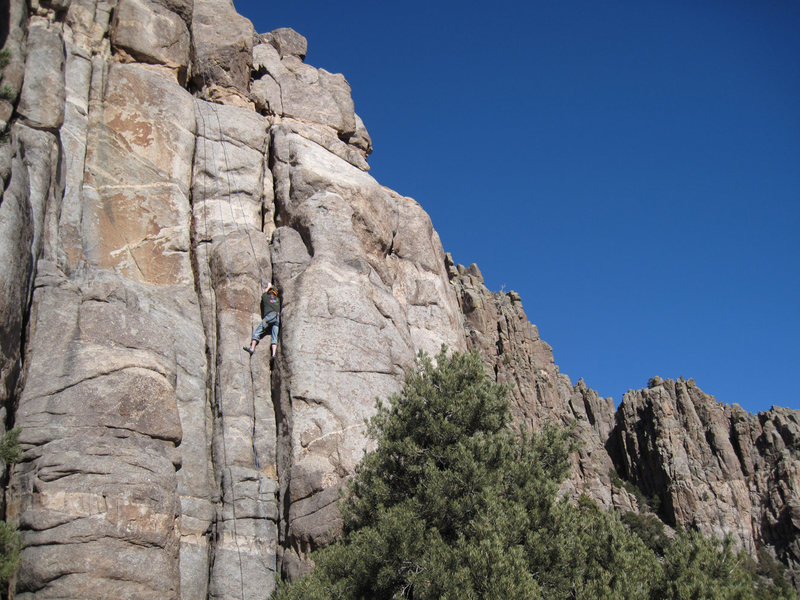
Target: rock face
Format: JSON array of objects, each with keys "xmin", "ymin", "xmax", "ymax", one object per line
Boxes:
[
  {"xmin": 0, "ymin": 1, "xmax": 797, "ymax": 598},
  {"xmin": 269, "ymin": 125, "xmax": 464, "ymax": 578},
  {"xmin": 1, "ymin": 2, "xmax": 460, "ymax": 597}
]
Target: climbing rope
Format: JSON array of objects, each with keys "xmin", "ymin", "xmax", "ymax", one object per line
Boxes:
[
  {"xmin": 194, "ymin": 54, "xmax": 278, "ymax": 596},
  {"xmin": 194, "ymin": 94, "xmax": 247, "ymax": 600},
  {"xmin": 203, "ymin": 92, "xmax": 279, "ymax": 576},
  {"xmin": 197, "ymin": 71, "xmax": 277, "ymax": 572},
  {"xmin": 207, "ymin": 97, "xmax": 267, "ymax": 291}
]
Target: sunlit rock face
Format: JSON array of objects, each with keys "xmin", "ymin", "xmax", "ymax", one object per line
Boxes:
[
  {"xmin": 1, "ymin": 1, "xmax": 461, "ymax": 596},
  {"xmin": 1, "ymin": 0, "xmax": 797, "ymax": 597}
]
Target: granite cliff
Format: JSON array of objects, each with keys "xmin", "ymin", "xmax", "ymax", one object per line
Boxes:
[{"xmin": 0, "ymin": 0, "xmax": 796, "ymax": 597}]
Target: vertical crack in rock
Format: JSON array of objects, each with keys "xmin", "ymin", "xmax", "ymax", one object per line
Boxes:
[
  {"xmin": 266, "ymin": 127, "xmax": 293, "ymax": 580},
  {"xmin": 191, "ymin": 95, "xmax": 276, "ymax": 599}
]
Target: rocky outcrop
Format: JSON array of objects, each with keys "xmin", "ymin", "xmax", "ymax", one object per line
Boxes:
[
  {"xmin": 0, "ymin": 0, "xmax": 797, "ymax": 597},
  {"xmin": 612, "ymin": 379, "xmax": 800, "ymax": 584},
  {"xmin": 448, "ymin": 258, "xmax": 799, "ymax": 585},
  {"xmin": 250, "ymin": 28, "xmax": 371, "ymax": 164},
  {"xmin": 269, "ymin": 119, "xmax": 464, "ymax": 579},
  {"xmin": 448, "ymin": 258, "xmax": 636, "ymax": 511}
]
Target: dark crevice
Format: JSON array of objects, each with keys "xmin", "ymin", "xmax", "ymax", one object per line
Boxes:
[
  {"xmin": 266, "ymin": 126, "xmax": 296, "ymax": 580},
  {"xmin": 188, "ymin": 110, "xmax": 230, "ymax": 598},
  {"xmin": 385, "ymin": 232, "xmax": 395, "ymax": 257},
  {"xmin": 0, "ymin": 0, "xmax": 10, "ymax": 49}
]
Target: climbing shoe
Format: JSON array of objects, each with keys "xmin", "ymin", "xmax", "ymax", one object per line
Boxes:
[{"xmin": 243, "ymin": 346, "xmax": 254, "ymax": 356}]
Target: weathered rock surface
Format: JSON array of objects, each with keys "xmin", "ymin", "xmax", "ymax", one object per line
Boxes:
[
  {"xmin": 191, "ymin": 0, "xmax": 254, "ymax": 101},
  {"xmin": 0, "ymin": 0, "xmax": 461, "ymax": 594},
  {"xmin": 0, "ymin": 0, "xmax": 797, "ymax": 596},
  {"xmin": 17, "ymin": 20, "xmax": 65, "ymax": 129},
  {"xmin": 191, "ymin": 98, "xmax": 275, "ymax": 599},
  {"xmin": 251, "ymin": 38, "xmax": 367, "ymax": 155}
]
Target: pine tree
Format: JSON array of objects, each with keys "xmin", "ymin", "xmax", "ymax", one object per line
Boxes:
[
  {"xmin": 655, "ymin": 531, "xmax": 798, "ymax": 600},
  {"xmin": 0, "ymin": 427, "xmax": 21, "ymax": 584},
  {"xmin": 278, "ymin": 349, "xmax": 572, "ymax": 599},
  {"xmin": 276, "ymin": 349, "xmax": 798, "ymax": 600}
]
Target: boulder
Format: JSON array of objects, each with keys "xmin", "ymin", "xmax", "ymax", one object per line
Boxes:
[
  {"xmin": 111, "ymin": 0, "xmax": 191, "ymax": 74},
  {"xmin": 262, "ymin": 27, "xmax": 307, "ymax": 59},
  {"xmin": 252, "ymin": 36, "xmax": 358, "ymax": 137},
  {"xmin": 191, "ymin": 0, "xmax": 254, "ymax": 96}
]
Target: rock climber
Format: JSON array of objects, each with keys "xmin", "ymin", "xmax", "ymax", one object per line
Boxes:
[{"xmin": 244, "ymin": 283, "xmax": 280, "ymax": 360}]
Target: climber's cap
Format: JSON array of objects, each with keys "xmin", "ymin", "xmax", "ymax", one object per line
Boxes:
[{"xmin": 265, "ymin": 283, "xmax": 278, "ymax": 295}]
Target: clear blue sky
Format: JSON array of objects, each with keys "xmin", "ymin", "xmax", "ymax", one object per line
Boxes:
[{"xmin": 234, "ymin": 0, "xmax": 800, "ymax": 414}]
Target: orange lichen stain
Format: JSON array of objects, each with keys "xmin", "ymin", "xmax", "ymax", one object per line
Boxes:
[{"xmin": 106, "ymin": 112, "xmax": 154, "ymax": 148}]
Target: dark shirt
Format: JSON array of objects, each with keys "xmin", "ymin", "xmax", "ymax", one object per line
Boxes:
[{"xmin": 261, "ymin": 292, "xmax": 280, "ymax": 318}]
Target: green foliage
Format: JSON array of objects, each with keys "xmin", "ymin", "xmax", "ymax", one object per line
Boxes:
[
  {"xmin": 0, "ymin": 427, "xmax": 21, "ymax": 584},
  {"xmin": 528, "ymin": 495, "xmax": 661, "ymax": 600},
  {"xmin": 278, "ymin": 349, "xmax": 567, "ymax": 599},
  {"xmin": 621, "ymin": 511, "xmax": 669, "ymax": 555},
  {"xmin": 0, "ymin": 85, "xmax": 15, "ymax": 102},
  {"xmin": 609, "ymin": 467, "xmax": 649, "ymax": 507},
  {"xmin": 277, "ymin": 349, "xmax": 798, "ymax": 600},
  {"xmin": 749, "ymin": 548, "xmax": 798, "ymax": 599},
  {"xmin": 0, "ymin": 428, "xmax": 22, "ymax": 466},
  {"xmin": 654, "ymin": 531, "xmax": 797, "ymax": 600},
  {"xmin": 0, "ymin": 48, "xmax": 10, "ymax": 71},
  {"xmin": 0, "ymin": 521, "xmax": 20, "ymax": 583}
]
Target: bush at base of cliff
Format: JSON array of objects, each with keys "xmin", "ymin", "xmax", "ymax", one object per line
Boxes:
[
  {"xmin": 0, "ymin": 427, "xmax": 21, "ymax": 585},
  {"xmin": 278, "ymin": 349, "xmax": 556, "ymax": 599},
  {"xmin": 654, "ymin": 531, "xmax": 798, "ymax": 600},
  {"xmin": 0, "ymin": 521, "xmax": 20, "ymax": 583},
  {"xmin": 275, "ymin": 349, "xmax": 797, "ymax": 600}
]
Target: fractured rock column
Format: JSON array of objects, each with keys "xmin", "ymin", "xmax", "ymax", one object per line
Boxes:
[
  {"xmin": 0, "ymin": 6, "xmax": 65, "ymax": 438},
  {"xmin": 190, "ymin": 0, "xmax": 254, "ymax": 106},
  {"xmin": 612, "ymin": 381, "xmax": 800, "ymax": 582},
  {"xmin": 191, "ymin": 99, "xmax": 277, "ymax": 600},
  {"xmin": 8, "ymin": 25, "xmax": 208, "ymax": 595},
  {"xmin": 744, "ymin": 407, "xmax": 800, "ymax": 584},
  {"xmin": 613, "ymin": 379, "xmax": 758, "ymax": 550}
]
